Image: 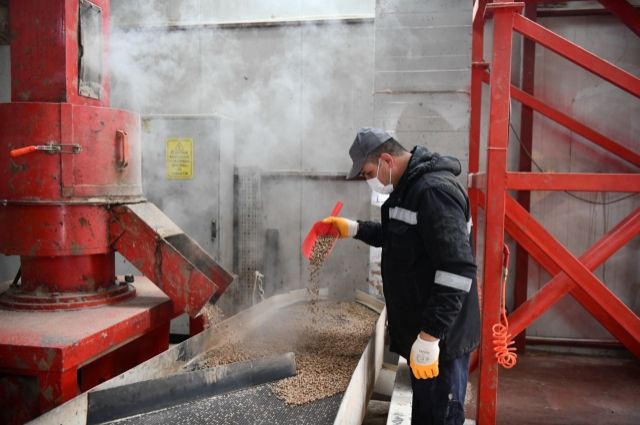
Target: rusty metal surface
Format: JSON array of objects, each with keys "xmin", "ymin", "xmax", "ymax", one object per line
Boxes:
[
  {"xmin": 0, "ymin": 277, "xmax": 171, "ymax": 370},
  {"xmin": 31, "ymin": 290, "xmax": 386, "ymax": 425},
  {"xmin": 0, "ymin": 2, "xmax": 234, "ymax": 423},
  {"xmin": 0, "ymin": 277, "xmax": 174, "ymax": 423},
  {"xmin": 110, "ymin": 202, "xmax": 234, "ymax": 317},
  {"xmin": 8, "ymin": 0, "xmax": 110, "ymax": 105},
  {"xmin": 0, "ymin": 204, "xmax": 111, "ymax": 256},
  {"xmin": 0, "ymin": 103, "xmax": 142, "ymax": 201},
  {"xmin": 0, "ymin": 279, "xmax": 136, "ymax": 311}
]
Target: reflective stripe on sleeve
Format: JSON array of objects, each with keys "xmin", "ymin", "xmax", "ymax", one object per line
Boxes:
[
  {"xmin": 389, "ymin": 207, "xmax": 417, "ymax": 225},
  {"xmin": 434, "ymin": 270, "xmax": 472, "ymax": 292}
]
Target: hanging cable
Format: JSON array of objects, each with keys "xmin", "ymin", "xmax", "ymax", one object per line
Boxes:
[
  {"xmin": 252, "ymin": 270, "xmax": 265, "ymax": 305},
  {"xmin": 492, "ymin": 243, "xmax": 518, "ymax": 369}
]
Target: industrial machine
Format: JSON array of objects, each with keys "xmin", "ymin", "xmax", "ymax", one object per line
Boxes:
[
  {"xmin": 0, "ymin": 1, "xmax": 233, "ymax": 423},
  {"xmin": 31, "ymin": 289, "xmax": 387, "ymax": 425}
]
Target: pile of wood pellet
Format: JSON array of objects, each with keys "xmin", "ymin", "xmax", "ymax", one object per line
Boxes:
[
  {"xmin": 307, "ymin": 235, "xmax": 337, "ymax": 307},
  {"xmin": 196, "ymin": 301, "xmax": 378, "ymax": 405}
]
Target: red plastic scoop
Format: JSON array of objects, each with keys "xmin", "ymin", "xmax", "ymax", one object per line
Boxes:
[{"xmin": 302, "ymin": 201, "xmax": 343, "ymax": 259}]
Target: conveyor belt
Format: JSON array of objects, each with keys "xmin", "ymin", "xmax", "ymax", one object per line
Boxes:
[
  {"xmin": 102, "ymin": 383, "xmax": 343, "ymax": 425},
  {"xmin": 31, "ymin": 290, "xmax": 387, "ymax": 425}
]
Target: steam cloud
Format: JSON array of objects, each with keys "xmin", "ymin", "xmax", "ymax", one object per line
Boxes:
[{"xmin": 108, "ymin": 1, "xmax": 376, "ymax": 306}]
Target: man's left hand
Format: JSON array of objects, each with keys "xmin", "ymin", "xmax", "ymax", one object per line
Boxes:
[{"xmin": 409, "ymin": 333, "xmax": 440, "ymax": 379}]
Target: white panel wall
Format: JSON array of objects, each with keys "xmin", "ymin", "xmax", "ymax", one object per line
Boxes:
[
  {"xmin": 526, "ymin": 15, "xmax": 640, "ymax": 340},
  {"xmin": 373, "ymin": 0, "xmax": 471, "ymax": 184}
]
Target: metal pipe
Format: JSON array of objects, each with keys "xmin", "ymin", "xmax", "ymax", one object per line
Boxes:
[
  {"xmin": 117, "ymin": 16, "xmax": 374, "ymax": 32},
  {"xmin": 525, "ymin": 336, "xmax": 624, "ymax": 349}
]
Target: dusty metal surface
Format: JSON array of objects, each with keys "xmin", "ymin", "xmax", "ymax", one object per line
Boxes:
[
  {"xmin": 0, "ymin": 278, "xmax": 173, "ymax": 424},
  {"xmin": 386, "ymin": 358, "xmax": 411, "ymax": 425},
  {"xmin": 1, "ymin": 2, "xmax": 236, "ymax": 422},
  {"xmin": 110, "ymin": 202, "xmax": 234, "ymax": 317},
  {"xmin": 31, "ymin": 289, "xmax": 386, "ymax": 425}
]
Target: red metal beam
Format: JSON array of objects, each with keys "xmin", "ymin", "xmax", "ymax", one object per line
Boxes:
[
  {"xmin": 506, "ymin": 172, "xmax": 640, "ymax": 192},
  {"xmin": 513, "ymin": 13, "xmax": 640, "ymax": 98},
  {"xmin": 469, "ymin": 0, "xmax": 490, "ymax": 254},
  {"xmin": 110, "ymin": 202, "xmax": 233, "ymax": 317},
  {"xmin": 529, "ymin": 0, "xmax": 601, "ymax": 2},
  {"xmin": 509, "ymin": 83, "xmax": 640, "ymax": 167},
  {"xmin": 514, "ymin": 0, "xmax": 537, "ymax": 353},
  {"xmin": 507, "ymin": 207, "xmax": 640, "ymax": 337},
  {"xmin": 481, "ymin": 71, "xmax": 640, "ymax": 167},
  {"xmin": 477, "ymin": 3, "xmax": 523, "ymax": 424},
  {"xmin": 504, "ymin": 196, "xmax": 640, "ymax": 356},
  {"xmin": 597, "ymin": 0, "xmax": 640, "ymax": 37}
]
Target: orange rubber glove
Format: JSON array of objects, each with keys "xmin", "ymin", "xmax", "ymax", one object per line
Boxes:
[
  {"xmin": 321, "ymin": 216, "xmax": 358, "ymax": 238},
  {"xmin": 409, "ymin": 334, "xmax": 440, "ymax": 379}
]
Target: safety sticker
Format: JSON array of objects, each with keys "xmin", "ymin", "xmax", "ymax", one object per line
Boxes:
[{"xmin": 166, "ymin": 138, "xmax": 193, "ymax": 180}]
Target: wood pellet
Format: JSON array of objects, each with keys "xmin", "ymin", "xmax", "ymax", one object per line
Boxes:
[
  {"xmin": 307, "ymin": 235, "xmax": 337, "ymax": 307},
  {"xmin": 196, "ymin": 301, "xmax": 377, "ymax": 405}
]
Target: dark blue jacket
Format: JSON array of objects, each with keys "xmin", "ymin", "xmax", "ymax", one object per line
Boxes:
[{"xmin": 355, "ymin": 146, "xmax": 480, "ymax": 360}]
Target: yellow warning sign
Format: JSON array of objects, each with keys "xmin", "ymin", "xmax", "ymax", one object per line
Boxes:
[{"xmin": 166, "ymin": 138, "xmax": 193, "ymax": 180}]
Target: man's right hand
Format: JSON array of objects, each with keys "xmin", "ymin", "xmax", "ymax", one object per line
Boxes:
[{"xmin": 322, "ymin": 217, "xmax": 358, "ymax": 238}]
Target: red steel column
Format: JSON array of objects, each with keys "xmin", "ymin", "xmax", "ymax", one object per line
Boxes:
[
  {"xmin": 469, "ymin": 0, "xmax": 489, "ymax": 253},
  {"xmin": 513, "ymin": 0, "xmax": 537, "ymax": 353},
  {"xmin": 477, "ymin": 2, "xmax": 522, "ymax": 424}
]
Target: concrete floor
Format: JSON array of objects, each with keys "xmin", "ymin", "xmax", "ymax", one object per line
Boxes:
[
  {"xmin": 466, "ymin": 351, "xmax": 640, "ymax": 424},
  {"xmin": 365, "ymin": 351, "xmax": 640, "ymax": 425}
]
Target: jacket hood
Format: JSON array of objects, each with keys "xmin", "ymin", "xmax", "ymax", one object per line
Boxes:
[{"xmin": 405, "ymin": 145, "xmax": 461, "ymax": 184}]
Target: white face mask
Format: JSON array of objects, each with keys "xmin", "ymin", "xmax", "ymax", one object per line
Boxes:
[{"xmin": 367, "ymin": 159, "xmax": 394, "ymax": 194}]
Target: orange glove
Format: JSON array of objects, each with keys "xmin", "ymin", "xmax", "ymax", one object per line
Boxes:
[
  {"xmin": 409, "ymin": 334, "xmax": 440, "ymax": 379},
  {"xmin": 321, "ymin": 216, "xmax": 358, "ymax": 238}
]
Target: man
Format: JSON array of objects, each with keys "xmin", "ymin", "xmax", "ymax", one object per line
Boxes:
[{"xmin": 323, "ymin": 128, "xmax": 479, "ymax": 425}]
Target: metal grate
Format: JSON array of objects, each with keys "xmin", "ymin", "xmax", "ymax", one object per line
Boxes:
[
  {"xmin": 234, "ymin": 169, "xmax": 263, "ymax": 309},
  {"xmin": 103, "ymin": 383, "xmax": 343, "ymax": 425}
]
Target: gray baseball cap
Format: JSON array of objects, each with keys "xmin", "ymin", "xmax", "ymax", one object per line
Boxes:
[{"xmin": 346, "ymin": 127, "xmax": 393, "ymax": 179}]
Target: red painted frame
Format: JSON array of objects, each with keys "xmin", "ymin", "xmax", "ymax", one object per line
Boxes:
[{"xmin": 468, "ymin": 1, "xmax": 640, "ymax": 423}]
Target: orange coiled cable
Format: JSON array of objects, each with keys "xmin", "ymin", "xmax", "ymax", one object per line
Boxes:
[{"xmin": 492, "ymin": 244, "xmax": 517, "ymax": 369}]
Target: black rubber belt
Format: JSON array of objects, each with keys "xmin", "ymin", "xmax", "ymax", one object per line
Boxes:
[{"xmin": 87, "ymin": 352, "xmax": 296, "ymax": 424}]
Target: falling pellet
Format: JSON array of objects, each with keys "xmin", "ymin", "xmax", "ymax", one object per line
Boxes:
[{"xmin": 307, "ymin": 235, "xmax": 337, "ymax": 308}]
